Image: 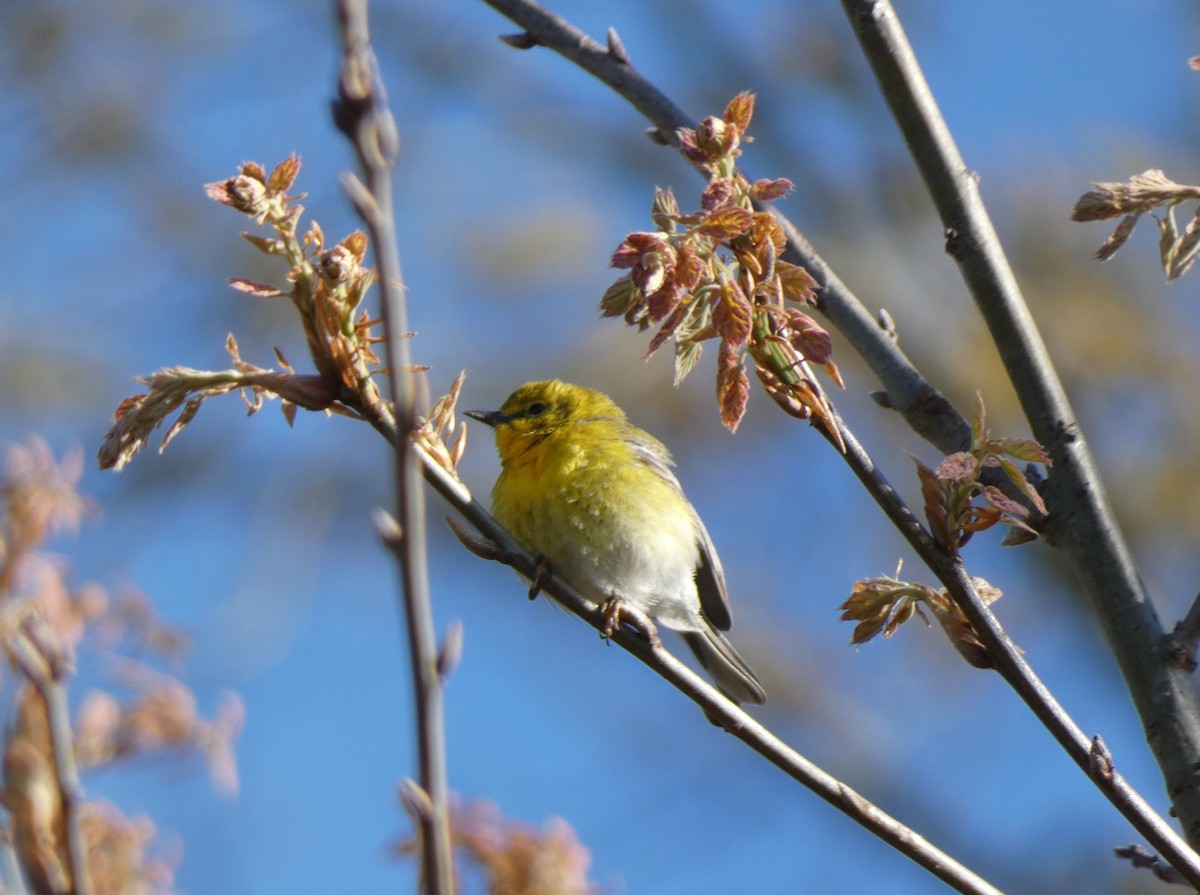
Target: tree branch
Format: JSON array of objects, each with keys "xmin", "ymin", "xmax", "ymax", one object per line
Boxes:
[
  {"xmin": 9, "ymin": 618, "xmax": 91, "ymax": 895},
  {"xmin": 838, "ymin": 0, "xmax": 1200, "ymax": 849},
  {"xmin": 406, "ymin": 437, "xmax": 1004, "ymax": 895},
  {"xmin": 821, "ymin": 405, "xmax": 1200, "ymax": 886},
  {"xmin": 332, "ymin": 2, "xmax": 454, "ymax": 893}
]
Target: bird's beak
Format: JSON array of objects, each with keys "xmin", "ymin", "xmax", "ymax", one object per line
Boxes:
[{"xmin": 465, "ymin": 409, "xmax": 507, "ymax": 427}]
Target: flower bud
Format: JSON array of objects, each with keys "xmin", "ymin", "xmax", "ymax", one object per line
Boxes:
[
  {"xmin": 226, "ymin": 175, "xmax": 269, "ymax": 215},
  {"xmin": 317, "ymin": 244, "xmax": 359, "ymax": 283},
  {"xmin": 695, "ymin": 116, "xmax": 739, "ymax": 159}
]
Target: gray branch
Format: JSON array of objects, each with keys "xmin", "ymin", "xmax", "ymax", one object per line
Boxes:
[
  {"xmin": 839, "ymin": 0, "xmax": 1200, "ymax": 848},
  {"xmin": 332, "ymin": 2, "xmax": 455, "ymax": 893}
]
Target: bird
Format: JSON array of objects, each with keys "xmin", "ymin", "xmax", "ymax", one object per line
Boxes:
[{"xmin": 466, "ymin": 379, "xmax": 765, "ymax": 705}]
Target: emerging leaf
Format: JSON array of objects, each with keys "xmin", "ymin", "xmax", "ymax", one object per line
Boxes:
[
  {"xmin": 267, "ymin": 154, "xmax": 302, "ymax": 194},
  {"xmin": 723, "ymin": 91, "xmax": 756, "ymax": 136},
  {"xmin": 673, "ymin": 340, "xmax": 702, "ymax": 386},
  {"xmin": 777, "ymin": 262, "xmax": 818, "ymax": 304},
  {"xmin": 750, "ymin": 178, "xmax": 794, "ymax": 201},
  {"xmin": 598, "ymin": 275, "xmax": 639, "ymax": 318},
  {"xmin": 914, "ymin": 457, "xmax": 952, "ymax": 552},
  {"xmin": 711, "ymin": 282, "xmax": 752, "ymax": 347},
  {"xmin": 936, "ymin": 451, "xmax": 979, "ymax": 488},
  {"xmin": 1096, "ymin": 214, "xmax": 1139, "ymax": 262},
  {"xmin": 229, "ymin": 278, "xmax": 285, "ymax": 298},
  {"xmin": 715, "ymin": 342, "xmax": 749, "ymax": 432},
  {"xmin": 698, "ymin": 206, "xmax": 754, "ymax": 240}
]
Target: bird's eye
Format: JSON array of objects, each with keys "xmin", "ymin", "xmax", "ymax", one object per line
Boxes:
[{"xmin": 527, "ymin": 402, "xmax": 547, "ymax": 416}]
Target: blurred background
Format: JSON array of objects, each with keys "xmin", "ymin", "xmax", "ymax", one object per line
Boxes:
[{"xmin": 3, "ymin": 0, "xmax": 1200, "ymax": 891}]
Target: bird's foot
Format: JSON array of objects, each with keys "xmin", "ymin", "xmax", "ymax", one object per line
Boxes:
[
  {"xmin": 599, "ymin": 596, "xmax": 661, "ymax": 648},
  {"xmin": 527, "ymin": 556, "xmax": 550, "ymax": 601}
]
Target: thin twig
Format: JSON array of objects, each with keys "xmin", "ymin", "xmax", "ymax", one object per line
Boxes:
[
  {"xmin": 332, "ymin": 2, "xmax": 454, "ymax": 893},
  {"xmin": 9, "ymin": 620, "xmax": 92, "ymax": 895},
  {"xmin": 400, "ymin": 437, "xmax": 1005, "ymax": 895},
  {"xmin": 1115, "ymin": 843, "xmax": 1191, "ymax": 887},
  {"xmin": 838, "ymin": 0, "xmax": 1200, "ymax": 850}
]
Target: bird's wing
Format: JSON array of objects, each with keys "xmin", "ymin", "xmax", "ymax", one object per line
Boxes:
[
  {"xmin": 628, "ymin": 434, "xmax": 733, "ymax": 632},
  {"xmin": 691, "ymin": 507, "xmax": 732, "ymax": 631}
]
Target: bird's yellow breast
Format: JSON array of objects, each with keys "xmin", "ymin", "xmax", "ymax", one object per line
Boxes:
[{"xmin": 491, "ymin": 419, "xmax": 696, "ymax": 604}]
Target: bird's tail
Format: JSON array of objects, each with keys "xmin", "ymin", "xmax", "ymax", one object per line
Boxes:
[{"xmin": 681, "ymin": 626, "xmax": 766, "ymax": 705}]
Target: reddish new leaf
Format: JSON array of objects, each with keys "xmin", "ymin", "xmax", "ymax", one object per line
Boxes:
[
  {"xmin": 646, "ymin": 300, "xmax": 691, "ymax": 358},
  {"xmin": 647, "ymin": 282, "xmax": 684, "ymax": 323},
  {"xmin": 610, "ymin": 232, "xmax": 664, "ymax": 269},
  {"xmin": 786, "ymin": 310, "xmax": 833, "ymax": 364},
  {"xmin": 750, "ymin": 178, "xmax": 794, "ymax": 201},
  {"xmin": 997, "ymin": 457, "xmax": 1049, "ymax": 516},
  {"xmin": 716, "ymin": 342, "xmax": 749, "ymax": 432},
  {"xmin": 981, "ymin": 484, "xmax": 1028, "ymax": 518},
  {"xmin": 698, "ymin": 206, "xmax": 753, "ymax": 240},
  {"xmin": 267, "ymin": 154, "xmax": 302, "ymax": 194},
  {"xmin": 914, "ymin": 457, "xmax": 952, "ymax": 552},
  {"xmin": 936, "ymin": 451, "xmax": 979, "ymax": 487},
  {"xmin": 712, "ymin": 282, "xmax": 752, "ymax": 347},
  {"xmin": 700, "ymin": 179, "xmax": 734, "ymax": 211},
  {"xmin": 241, "ymin": 161, "xmax": 267, "ymax": 183},
  {"xmin": 724, "ymin": 91, "xmax": 755, "ymax": 136},
  {"xmin": 777, "ymin": 262, "xmax": 818, "ymax": 304},
  {"xmin": 674, "ymin": 243, "xmax": 705, "ymax": 290}
]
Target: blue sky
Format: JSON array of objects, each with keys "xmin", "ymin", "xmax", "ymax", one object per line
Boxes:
[{"xmin": 3, "ymin": 0, "xmax": 1200, "ymax": 892}]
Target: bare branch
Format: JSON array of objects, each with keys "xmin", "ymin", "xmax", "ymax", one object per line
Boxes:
[
  {"xmin": 332, "ymin": 2, "xmax": 454, "ymax": 893},
  {"xmin": 838, "ymin": 0, "xmax": 1200, "ymax": 852},
  {"xmin": 821, "ymin": 406, "xmax": 1200, "ymax": 885},
  {"xmin": 408, "ymin": 437, "xmax": 1003, "ymax": 895}
]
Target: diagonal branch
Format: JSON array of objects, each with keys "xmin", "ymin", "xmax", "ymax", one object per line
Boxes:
[
  {"xmin": 404, "ymin": 434, "xmax": 1004, "ymax": 895},
  {"xmin": 821, "ymin": 405, "xmax": 1200, "ymax": 886},
  {"xmin": 837, "ymin": 0, "xmax": 1200, "ymax": 850},
  {"xmin": 332, "ymin": 2, "xmax": 454, "ymax": 893}
]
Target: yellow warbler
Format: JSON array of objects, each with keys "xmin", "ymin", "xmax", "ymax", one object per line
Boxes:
[{"xmin": 467, "ymin": 380, "xmax": 765, "ymax": 705}]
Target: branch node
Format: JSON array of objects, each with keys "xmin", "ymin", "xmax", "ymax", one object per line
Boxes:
[
  {"xmin": 1089, "ymin": 734, "xmax": 1115, "ymax": 785},
  {"xmin": 436, "ymin": 621, "xmax": 464, "ymax": 682},
  {"xmin": 1167, "ymin": 590, "xmax": 1200, "ymax": 672},
  {"xmin": 373, "ymin": 507, "xmax": 404, "ymax": 548},
  {"xmin": 943, "ymin": 226, "xmax": 964, "ymax": 258},
  {"xmin": 398, "ymin": 777, "xmax": 435, "ymax": 823},
  {"xmin": 869, "ymin": 390, "xmax": 894, "ymax": 409},
  {"xmin": 876, "ymin": 307, "xmax": 898, "ymax": 341},
  {"xmin": 498, "ymin": 31, "xmax": 539, "ymax": 50},
  {"xmin": 605, "ymin": 27, "xmax": 631, "ymax": 65}
]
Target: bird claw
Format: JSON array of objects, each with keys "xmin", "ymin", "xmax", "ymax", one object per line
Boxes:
[
  {"xmin": 599, "ymin": 596, "xmax": 661, "ymax": 648},
  {"xmin": 527, "ymin": 556, "xmax": 550, "ymax": 601}
]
